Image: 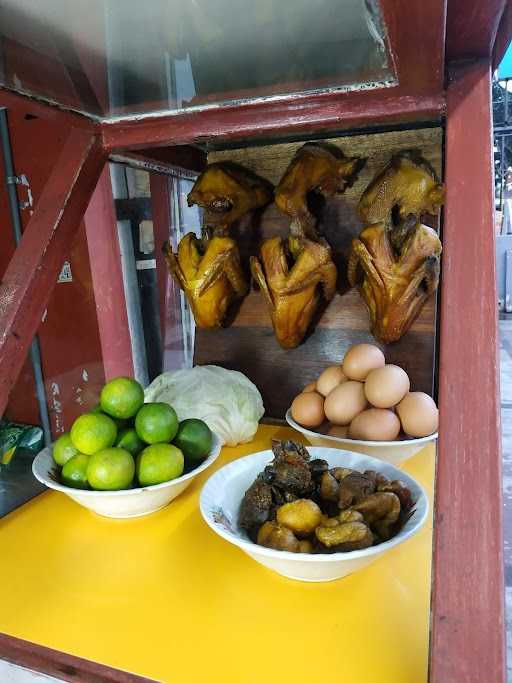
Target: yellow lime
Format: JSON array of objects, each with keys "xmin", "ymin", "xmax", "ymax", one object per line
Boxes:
[
  {"xmin": 70, "ymin": 413, "xmax": 117, "ymax": 455},
  {"xmin": 61, "ymin": 453, "xmax": 90, "ymax": 489},
  {"xmin": 100, "ymin": 377, "xmax": 144, "ymax": 420},
  {"xmin": 173, "ymin": 419, "xmax": 212, "ymax": 463},
  {"xmin": 135, "ymin": 403, "xmax": 178, "ymax": 444},
  {"xmin": 87, "ymin": 448, "xmax": 135, "ymax": 490},
  {"xmin": 53, "ymin": 432, "xmax": 79, "ymax": 467},
  {"xmin": 136, "ymin": 444, "xmax": 184, "ymax": 486},
  {"xmin": 115, "ymin": 427, "xmax": 145, "ymax": 456}
]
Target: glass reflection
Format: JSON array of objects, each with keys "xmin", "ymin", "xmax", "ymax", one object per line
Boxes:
[{"xmin": 0, "ymin": 0, "xmax": 393, "ymax": 119}]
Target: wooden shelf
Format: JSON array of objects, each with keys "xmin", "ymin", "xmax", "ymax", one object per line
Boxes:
[{"xmin": 0, "ymin": 424, "xmax": 434, "ymax": 682}]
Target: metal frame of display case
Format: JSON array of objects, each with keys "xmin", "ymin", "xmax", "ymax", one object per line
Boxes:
[{"xmin": 0, "ymin": 1, "xmax": 510, "ymax": 681}]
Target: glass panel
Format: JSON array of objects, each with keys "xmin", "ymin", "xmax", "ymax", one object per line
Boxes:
[
  {"xmin": 110, "ymin": 163, "xmax": 198, "ymax": 383},
  {"xmin": 0, "ymin": 0, "xmax": 394, "ymax": 119}
]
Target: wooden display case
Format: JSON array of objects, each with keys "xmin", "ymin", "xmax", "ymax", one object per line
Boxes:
[{"xmin": 0, "ymin": 1, "xmax": 509, "ymax": 681}]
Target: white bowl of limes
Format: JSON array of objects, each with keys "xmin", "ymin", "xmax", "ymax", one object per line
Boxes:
[{"xmin": 32, "ymin": 376, "xmax": 223, "ymax": 518}]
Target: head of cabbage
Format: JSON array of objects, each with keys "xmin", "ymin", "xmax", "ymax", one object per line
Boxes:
[{"xmin": 144, "ymin": 365, "xmax": 264, "ymax": 446}]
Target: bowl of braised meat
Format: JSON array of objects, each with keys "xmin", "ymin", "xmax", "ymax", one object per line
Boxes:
[{"xmin": 200, "ymin": 439, "xmax": 428, "ymax": 582}]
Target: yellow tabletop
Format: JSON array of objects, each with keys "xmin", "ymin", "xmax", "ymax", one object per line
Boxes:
[{"xmin": 0, "ymin": 424, "xmax": 434, "ymax": 683}]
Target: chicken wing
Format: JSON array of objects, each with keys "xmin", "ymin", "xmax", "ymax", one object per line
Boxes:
[{"xmin": 349, "ymin": 150, "xmax": 443, "ymax": 343}]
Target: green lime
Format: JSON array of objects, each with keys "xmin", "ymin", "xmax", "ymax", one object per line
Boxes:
[
  {"xmin": 87, "ymin": 448, "xmax": 135, "ymax": 491},
  {"xmin": 136, "ymin": 444, "xmax": 184, "ymax": 487},
  {"xmin": 115, "ymin": 427, "xmax": 145, "ymax": 456},
  {"xmin": 61, "ymin": 453, "xmax": 90, "ymax": 489},
  {"xmin": 91, "ymin": 403, "xmax": 128, "ymax": 429},
  {"xmin": 173, "ymin": 419, "xmax": 212, "ymax": 462},
  {"xmin": 100, "ymin": 377, "xmax": 144, "ymax": 420},
  {"xmin": 135, "ymin": 403, "xmax": 178, "ymax": 444},
  {"xmin": 70, "ymin": 413, "xmax": 117, "ymax": 455},
  {"xmin": 53, "ymin": 432, "xmax": 79, "ymax": 467}
]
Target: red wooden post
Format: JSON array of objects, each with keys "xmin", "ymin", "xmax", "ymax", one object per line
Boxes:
[
  {"xmin": 84, "ymin": 167, "xmax": 134, "ymax": 379},
  {"xmin": 431, "ymin": 60, "xmax": 505, "ymax": 682},
  {"xmin": 0, "ymin": 127, "xmax": 105, "ymax": 417}
]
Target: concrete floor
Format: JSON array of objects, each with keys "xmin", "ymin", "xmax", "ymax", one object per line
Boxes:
[{"xmin": 501, "ymin": 317, "xmax": 512, "ymax": 681}]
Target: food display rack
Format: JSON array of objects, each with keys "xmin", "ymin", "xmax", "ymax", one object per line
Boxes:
[{"xmin": 0, "ymin": 2, "xmax": 508, "ymax": 681}]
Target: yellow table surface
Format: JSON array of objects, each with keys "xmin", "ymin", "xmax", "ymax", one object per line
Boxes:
[{"xmin": 0, "ymin": 425, "xmax": 434, "ymax": 683}]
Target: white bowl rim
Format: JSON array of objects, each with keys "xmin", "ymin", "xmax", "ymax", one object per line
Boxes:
[
  {"xmin": 200, "ymin": 446, "xmax": 429, "ymax": 563},
  {"xmin": 285, "ymin": 410, "xmax": 438, "ymax": 447},
  {"xmin": 32, "ymin": 432, "xmax": 222, "ymax": 496}
]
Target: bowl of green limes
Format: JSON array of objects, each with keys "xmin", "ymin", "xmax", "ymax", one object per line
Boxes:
[{"xmin": 32, "ymin": 377, "xmax": 222, "ymax": 518}]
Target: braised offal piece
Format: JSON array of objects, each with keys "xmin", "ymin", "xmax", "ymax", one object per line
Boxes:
[
  {"xmin": 252, "ymin": 144, "xmax": 363, "ymax": 348},
  {"xmin": 165, "ymin": 162, "xmax": 272, "ymax": 328},
  {"xmin": 348, "ymin": 150, "xmax": 444, "ymax": 343},
  {"xmin": 238, "ymin": 440, "xmax": 416, "ymax": 553}
]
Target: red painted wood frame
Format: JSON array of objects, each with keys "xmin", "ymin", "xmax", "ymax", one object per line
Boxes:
[
  {"xmin": 84, "ymin": 167, "xmax": 134, "ymax": 380},
  {"xmin": 0, "ymin": 126, "xmax": 106, "ymax": 418},
  {"xmin": 432, "ymin": 60, "xmax": 506, "ymax": 682}
]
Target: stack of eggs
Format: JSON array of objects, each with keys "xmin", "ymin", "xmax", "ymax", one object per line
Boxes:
[{"xmin": 290, "ymin": 344, "xmax": 438, "ymax": 441}]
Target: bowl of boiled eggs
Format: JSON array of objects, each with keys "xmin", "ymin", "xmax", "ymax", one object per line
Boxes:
[{"xmin": 285, "ymin": 343, "xmax": 438, "ymax": 466}]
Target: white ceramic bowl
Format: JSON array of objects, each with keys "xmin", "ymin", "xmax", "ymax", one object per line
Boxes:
[
  {"xmin": 200, "ymin": 446, "xmax": 428, "ymax": 582},
  {"xmin": 285, "ymin": 410, "xmax": 437, "ymax": 466},
  {"xmin": 33, "ymin": 433, "xmax": 222, "ymax": 518}
]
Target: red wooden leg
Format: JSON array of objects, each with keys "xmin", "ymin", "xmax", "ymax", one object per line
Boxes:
[
  {"xmin": 431, "ymin": 60, "xmax": 505, "ymax": 682},
  {"xmin": 84, "ymin": 167, "xmax": 134, "ymax": 379},
  {"xmin": 0, "ymin": 127, "xmax": 106, "ymax": 417}
]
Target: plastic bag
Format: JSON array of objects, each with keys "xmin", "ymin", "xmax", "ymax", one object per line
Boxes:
[
  {"xmin": 144, "ymin": 365, "xmax": 264, "ymax": 446},
  {"xmin": 0, "ymin": 420, "xmax": 44, "ymax": 467}
]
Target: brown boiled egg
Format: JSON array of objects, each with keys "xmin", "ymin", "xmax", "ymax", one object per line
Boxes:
[
  {"xmin": 364, "ymin": 364, "xmax": 410, "ymax": 408},
  {"xmin": 396, "ymin": 392, "xmax": 439, "ymax": 437},
  {"xmin": 342, "ymin": 344, "xmax": 385, "ymax": 381},
  {"xmin": 291, "ymin": 392, "xmax": 325, "ymax": 428},
  {"xmin": 349, "ymin": 408, "xmax": 401, "ymax": 441},
  {"xmin": 324, "ymin": 381, "xmax": 367, "ymax": 426},
  {"xmin": 316, "ymin": 366, "xmax": 347, "ymax": 397},
  {"xmin": 326, "ymin": 424, "xmax": 348, "ymax": 438},
  {"xmin": 302, "ymin": 381, "xmax": 317, "ymax": 393}
]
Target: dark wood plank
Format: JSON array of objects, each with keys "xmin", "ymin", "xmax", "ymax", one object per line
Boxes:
[
  {"xmin": 431, "ymin": 61, "xmax": 506, "ymax": 683},
  {"xmin": 0, "ymin": 633, "xmax": 157, "ymax": 683},
  {"xmin": 195, "ymin": 127, "xmax": 441, "ymax": 418},
  {"xmin": 0, "ymin": 127, "xmax": 105, "ymax": 417},
  {"xmin": 195, "ymin": 326, "xmax": 435, "ymax": 419}
]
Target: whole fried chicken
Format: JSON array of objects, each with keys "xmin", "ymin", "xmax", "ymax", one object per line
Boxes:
[
  {"xmin": 165, "ymin": 161, "xmax": 273, "ymax": 328},
  {"xmin": 348, "ymin": 150, "xmax": 443, "ymax": 343},
  {"xmin": 251, "ymin": 143, "xmax": 362, "ymax": 348}
]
